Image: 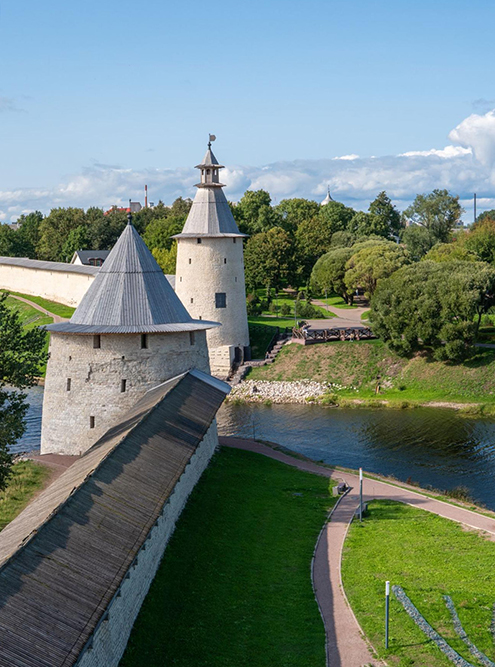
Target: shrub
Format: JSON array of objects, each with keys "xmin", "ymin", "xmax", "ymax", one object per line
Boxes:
[{"xmin": 280, "ymin": 303, "xmax": 292, "ymax": 316}]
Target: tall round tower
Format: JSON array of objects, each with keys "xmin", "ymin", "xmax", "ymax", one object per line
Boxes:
[
  {"xmin": 174, "ymin": 139, "xmax": 250, "ymax": 377},
  {"xmin": 41, "ymin": 216, "xmax": 219, "ymax": 455}
]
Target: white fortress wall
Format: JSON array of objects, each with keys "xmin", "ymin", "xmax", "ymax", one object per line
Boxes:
[
  {"xmin": 0, "ymin": 259, "xmax": 97, "ymax": 306},
  {"xmin": 176, "ymin": 237, "xmax": 250, "ymax": 372},
  {"xmin": 76, "ymin": 420, "xmax": 219, "ymax": 667},
  {"xmin": 0, "ymin": 258, "xmax": 175, "ymax": 307},
  {"xmin": 41, "ymin": 330, "xmax": 211, "ymax": 455}
]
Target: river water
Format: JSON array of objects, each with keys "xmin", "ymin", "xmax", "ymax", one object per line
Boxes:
[{"xmin": 18, "ymin": 386, "xmax": 495, "ymax": 509}]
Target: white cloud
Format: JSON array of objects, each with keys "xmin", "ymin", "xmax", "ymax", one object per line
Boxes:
[{"xmin": 4, "ymin": 109, "xmax": 495, "ymax": 222}]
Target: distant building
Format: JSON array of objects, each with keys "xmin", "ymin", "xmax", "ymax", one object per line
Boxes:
[
  {"xmin": 174, "ymin": 140, "xmax": 250, "ymax": 377},
  {"xmin": 321, "ymin": 186, "xmax": 335, "ymax": 206},
  {"xmin": 104, "ymin": 201, "xmax": 142, "ymax": 215},
  {"xmin": 70, "ymin": 249, "xmax": 111, "ymax": 267}
]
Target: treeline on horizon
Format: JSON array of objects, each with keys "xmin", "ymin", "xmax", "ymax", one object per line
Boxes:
[{"xmin": 3, "ymin": 187, "xmax": 495, "ymax": 363}]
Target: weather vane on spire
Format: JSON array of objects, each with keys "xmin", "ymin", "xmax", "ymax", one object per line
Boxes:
[{"xmin": 208, "ymin": 133, "xmax": 216, "ymax": 149}]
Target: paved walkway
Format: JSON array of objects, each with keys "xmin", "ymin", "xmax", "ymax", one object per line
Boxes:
[
  {"xmin": 309, "ymin": 299, "xmax": 370, "ymax": 330},
  {"xmin": 220, "ymin": 436, "xmax": 495, "ymax": 667},
  {"xmin": 8, "ymin": 293, "xmax": 68, "ymax": 323}
]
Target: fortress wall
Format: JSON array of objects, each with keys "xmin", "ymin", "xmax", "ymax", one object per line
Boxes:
[
  {"xmin": 76, "ymin": 420, "xmax": 219, "ymax": 667},
  {"xmin": 0, "ymin": 262, "xmax": 96, "ymax": 306},
  {"xmin": 176, "ymin": 237, "xmax": 250, "ymax": 374},
  {"xmin": 41, "ymin": 330, "xmax": 211, "ymax": 455}
]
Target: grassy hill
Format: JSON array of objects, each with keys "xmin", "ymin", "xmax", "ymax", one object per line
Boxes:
[{"xmin": 248, "ymin": 340, "xmax": 495, "ymax": 408}]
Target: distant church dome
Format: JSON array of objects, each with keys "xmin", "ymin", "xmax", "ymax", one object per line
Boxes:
[{"xmin": 321, "ymin": 186, "xmax": 335, "ymax": 206}]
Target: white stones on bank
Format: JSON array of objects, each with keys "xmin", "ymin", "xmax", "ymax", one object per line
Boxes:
[{"xmin": 228, "ymin": 379, "xmax": 331, "ymax": 404}]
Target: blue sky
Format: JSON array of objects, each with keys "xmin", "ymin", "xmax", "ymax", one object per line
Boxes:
[{"xmin": 1, "ymin": 0, "xmax": 495, "ymax": 219}]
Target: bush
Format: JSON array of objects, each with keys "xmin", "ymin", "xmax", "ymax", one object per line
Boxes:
[
  {"xmin": 246, "ymin": 293, "xmax": 262, "ymax": 316},
  {"xmin": 268, "ymin": 302, "xmax": 278, "ymax": 313},
  {"xmin": 280, "ymin": 303, "xmax": 292, "ymax": 316},
  {"xmin": 297, "ymin": 302, "xmax": 323, "ymax": 319}
]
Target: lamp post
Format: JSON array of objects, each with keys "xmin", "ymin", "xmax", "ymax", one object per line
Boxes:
[
  {"xmin": 359, "ymin": 467, "xmax": 363, "ymax": 522},
  {"xmin": 385, "ymin": 581, "xmax": 390, "ymax": 649}
]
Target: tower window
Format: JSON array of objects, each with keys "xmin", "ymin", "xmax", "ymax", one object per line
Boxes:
[
  {"xmin": 215, "ymin": 292, "xmax": 227, "ymax": 308},
  {"xmin": 66, "ymin": 378, "xmax": 71, "ymax": 392},
  {"xmin": 235, "ymin": 277, "xmax": 238, "ymax": 282},
  {"xmin": 199, "ymin": 315, "xmax": 202, "ymax": 320},
  {"xmin": 206, "ymin": 169, "xmax": 210, "ymax": 176},
  {"xmin": 189, "ymin": 331, "xmax": 195, "ymax": 345},
  {"xmin": 233, "ymin": 238, "xmax": 236, "ymax": 244},
  {"xmin": 121, "ymin": 379, "xmax": 127, "ymax": 393},
  {"xmin": 189, "ymin": 258, "xmax": 191, "ymax": 264},
  {"xmin": 197, "ymin": 238, "xmax": 202, "ymax": 244},
  {"xmin": 141, "ymin": 334, "xmax": 148, "ymax": 349},
  {"xmin": 180, "ymin": 276, "xmax": 182, "ymax": 282},
  {"xmin": 93, "ymin": 335, "xmax": 101, "ymax": 349},
  {"xmin": 224, "ymin": 258, "xmax": 227, "ymax": 264},
  {"xmin": 190, "ymin": 297, "xmax": 194, "ymax": 304},
  {"xmin": 90, "ymin": 416, "xmax": 95, "ymax": 429}
]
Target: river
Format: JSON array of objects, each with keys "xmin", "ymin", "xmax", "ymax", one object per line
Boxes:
[{"xmin": 18, "ymin": 386, "xmax": 495, "ymax": 509}]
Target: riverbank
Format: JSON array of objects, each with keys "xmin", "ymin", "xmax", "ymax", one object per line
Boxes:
[{"xmin": 241, "ymin": 340, "xmax": 495, "ymax": 413}]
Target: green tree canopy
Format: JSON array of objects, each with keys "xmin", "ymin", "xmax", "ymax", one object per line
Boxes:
[
  {"xmin": 0, "ymin": 293, "xmax": 48, "ymax": 489},
  {"xmin": 423, "ymin": 243, "xmax": 478, "ymax": 263},
  {"xmin": 152, "ymin": 243, "xmax": 177, "ymax": 274},
  {"xmin": 60, "ymin": 225, "xmax": 92, "ymax": 262},
  {"xmin": 330, "ymin": 231, "xmax": 355, "ymax": 248},
  {"xmin": 318, "ymin": 200, "xmax": 355, "ymax": 235},
  {"xmin": 311, "ymin": 247, "xmax": 355, "ymax": 304},
  {"xmin": 276, "ymin": 198, "xmax": 319, "ymax": 233},
  {"xmin": 367, "ymin": 191, "xmax": 402, "ymax": 237},
  {"xmin": 16, "ymin": 211, "xmax": 43, "ymax": 258},
  {"xmin": 370, "ymin": 261, "xmax": 495, "ymax": 361},
  {"xmin": 400, "ymin": 224, "xmax": 436, "ymax": 260},
  {"xmin": 244, "ymin": 227, "xmax": 293, "ymax": 293},
  {"xmin": 460, "ymin": 217, "xmax": 495, "ymax": 263},
  {"xmin": 143, "ymin": 216, "xmax": 184, "ymax": 251},
  {"xmin": 404, "ymin": 189, "xmax": 463, "ymax": 243},
  {"xmin": 0, "ymin": 225, "xmax": 22, "ymax": 257},
  {"xmin": 38, "ymin": 207, "xmax": 87, "ymax": 260},
  {"xmin": 344, "ymin": 242, "xmax": 410, "ymax": 297},
  {"xmin": 232, "ymin": 190, "xmax": 282, "ymax": 235}
]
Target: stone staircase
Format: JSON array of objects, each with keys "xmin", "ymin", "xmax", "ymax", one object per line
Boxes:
[{"xmin": 228, "ymin": 332, "xmax": 290, "ymax": 386}]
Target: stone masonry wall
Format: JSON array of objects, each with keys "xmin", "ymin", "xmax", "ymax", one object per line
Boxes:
[
  {"xmin": 76, "ymin": 420, "xmax": 219, "ymax": 667},
  {"xmin": 0, "ymin": 263, "xmax": 96, "ymax": 305},
  {"xmin": 41, "ymin": 331, "xmax": 210, "ymax": 455},
  {"xmin": 175, "ymin": 237, "xmax": 250, "ymax": 370}
]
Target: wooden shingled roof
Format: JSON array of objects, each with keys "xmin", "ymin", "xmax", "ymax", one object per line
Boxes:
[{"xmin": 0, "ymin": 369, "xmax": 229, "ymax": 667}]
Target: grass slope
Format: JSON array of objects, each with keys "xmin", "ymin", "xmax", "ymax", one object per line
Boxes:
[
  {"xmin": 342, "ymin": 499, "xmax": 495, "ymax": 666},
  {"xmin": 121, "ymin": 447, "xmax": 335, "ymax": 667},
  {"xmin": 3, "ymin": 291, "xmax": 75, "ymax": 318},
  {"xmin": 248, "ymin": 340, "xmax": 495, "ymax": 406},
  {"xmin": 0, "ymin": 461, "xmax": 51, "ymax": 530}
]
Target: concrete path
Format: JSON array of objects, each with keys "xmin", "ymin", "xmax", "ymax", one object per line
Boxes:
[
  {"xmin": 8, "ymin": 293, "xmax": 68, "ymax": 323},
  {"xmin": 220, "ymin": 436, "xmax": 495, "ymax": 667},
  {"xmin": 309, "ymin": 299, "xmax": 370, "ymax": 330}
]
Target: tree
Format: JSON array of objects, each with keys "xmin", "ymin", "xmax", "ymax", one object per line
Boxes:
[
  {"xmin": 88, "ymin": 208, "xmax": 128, "ymax": 251},
  {"xmin": 318, "ymin": 200, "xmax": 355, "ymax": 235},
  {"xmin": 368, "ymin": 191, "xmax": 402, "ymax": 236},
  {"xmin": 0, "ymin": 293, "xmax": 48, "ymax": 489},
  {"xmin": 295, "ymin": 216, "xmax": 334, "ymax": 282},
  {"xmin": 330, "ymin": 231, "xmax": 355, "ymax": 248},
  {"xmin": 0, "ymin": 225, "xmax": 21, "ymax": 257},
  {"xmin": 311, "ymin": 247, "xmax": 355, "ymax": 304},
  {"xmin": 400, "ymin": 225, "xmax": 436, "ymax": 261},
  {"xmin": 276, "ymin": 198, "xmax": 320, "ymax": 233},
  {"xmin": 345, "ymin": 242, "xmax": 410, "ymax": 297},
  {"xmin": 37, "ymin": 207, "xmax": 87, "ymax": 260},
  {"xmin": 370, "ymin": 261, "xmax": 495, "ymax": 361},
  {"xmin": 424, "ymin": 243, "xmax": 478, "ymax": 263},
  {"xmin": 152, "ymin": 243, "xmax": 177, "ymax": 274},
  {"xmin": 61, "ymin": 225, "xmax": 92, "ymax": 262},
  {"xmin": 404, "ymin": 189, "xmax": 463, "ymax": 243},
  {"xmin": 232, "ymin": 190, "xmax": 281, "ymax": 235},
  {"xmin": 244, "ymin": 228, "xmax": 293, "ymax": 293},
  {"xmin": 16, "ymin": 211, "xmax": 43, "ymax": 258},
  {"xmin": 143, "ymin": 216, "xmax": 184, "ymax": 251},
  {"xmin": 460, "ymin": 217, "xmax": 495, "ymax": 263}
]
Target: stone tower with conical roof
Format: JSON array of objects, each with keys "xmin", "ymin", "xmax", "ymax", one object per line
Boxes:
[
  {"xmin": 174, "ymin": 139, "xmax": 250, "ymax": 376},
  {"xmin": 41, "ymin": 216, "xmax": 219, "ymax": 455}
]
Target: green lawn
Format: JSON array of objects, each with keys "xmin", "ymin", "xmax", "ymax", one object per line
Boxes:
[
  {"xmin": 342, "ymin": 499, "xmax": 495, "ymax": 666},
  {"xmin": 121, "ymin": 447, "xmax": 336, "ymax": 667},
  {"xmin": 248, "ymin": 317, "xmax": 295, "ymax": 359},
  {"xmin": 5, "ymin": 296, "xmax": 53, "ymax": 328},
  {"xmin": 248, "ymin": 339, "xmax": 495, "ymax": 407},
  {"xmin": 0, "ymin": 461, "xmax": 51, "ymax": 530},
  {"xmin": 2, "ymin": 290, "xmax": 75, "ymax": 319},
  {"xmin": 317, "ymin": 294, "xmax": 358, "ymax": 309}
]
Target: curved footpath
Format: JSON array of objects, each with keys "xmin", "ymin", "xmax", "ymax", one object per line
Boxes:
[
  {"xmin": 8, "ymin": 293, "xmax": 68, "ymax": 323},
  {"xmin": 220, "ymin": 436, "xmax": 495, "ymax": 667}
]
